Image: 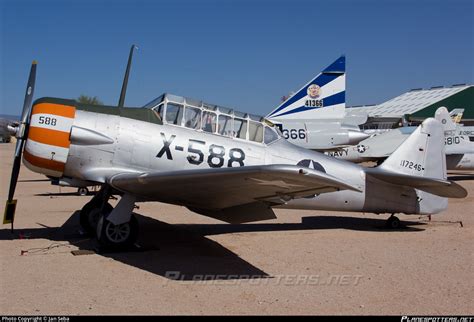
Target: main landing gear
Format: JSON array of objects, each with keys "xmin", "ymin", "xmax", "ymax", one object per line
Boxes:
[
  {"xmin": 386, "ymin": 214, "xmax": 401, "ymax": 229},
  {"xmin": 79, "ymin": 186, "xmax": 138, "ymax": 249}
]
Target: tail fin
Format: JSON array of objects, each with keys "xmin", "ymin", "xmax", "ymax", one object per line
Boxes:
[
  {"xmin": 381, "ymin": 118, "xmax": 446, "ymax": 179},
  {"xmin": 267, "ymin": 56, "xmax": 345, "ymax": 121},
  {"xmin": 435, "ymin": 106, "xmax": 472, "ymax": 154},
  {"xmin": 449, "ymin": 108, "xmax": 464, "ymax": 124},
  {"xmin": 366, "ymin": 118, "xmax": 467, "ymax": 198},
  {"xmin": 435, "ymin": 106, "xmax": 458, "ymax": 131}
]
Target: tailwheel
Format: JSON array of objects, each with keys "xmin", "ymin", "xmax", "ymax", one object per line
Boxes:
[
  {"xmin": 79, "ymin": 202, "xmax": 113, "ymax": 235},
  {"xmin": 78, "ymin": 187, "xmax": 89, "ymax": 196},
  {"xmin": 96, "ymin": 214, "xmax": 138, "ymax": 249},
  {"xmin": 386, "ymin": 215, "xmax": 401, "ymax": 229}
]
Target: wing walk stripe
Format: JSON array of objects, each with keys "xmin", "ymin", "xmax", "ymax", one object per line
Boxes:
[
  {"xmin": 23, "ymin": 150, "xmax": 66, "ymax": 172},
  {"xmin": 32, "ymin": 103, "xmax": 76, "ymax": 118},
  {"xmin": 28, "ymin": 127, "xmax": 71, "ymax": 148}
]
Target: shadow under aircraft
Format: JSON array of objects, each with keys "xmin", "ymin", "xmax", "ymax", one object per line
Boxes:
[{"xmin": 0, "ymin": 210, "xmax": 426, "ymax": 280}]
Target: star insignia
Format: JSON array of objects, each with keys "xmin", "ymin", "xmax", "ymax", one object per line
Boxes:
[{"xmin": 356, "ymin": 145, "xmax": 367, "ymax": 153}]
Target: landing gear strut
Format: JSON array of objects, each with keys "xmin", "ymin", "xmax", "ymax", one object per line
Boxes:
[
  {"xmin": 79, "ymin": 187, "xmax": 139, "ymax": 249},
  {"xmin": 386, "ymin": 214, "xmax": 401, "ymax": 229}
]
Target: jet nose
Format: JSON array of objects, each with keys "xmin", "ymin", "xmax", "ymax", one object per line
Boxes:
[{"xmin": 347, "ymin": 130, "xmax": 370, "ymax": 145}]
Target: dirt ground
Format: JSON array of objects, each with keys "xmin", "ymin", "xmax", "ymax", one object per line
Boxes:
[{"xmin": 0, "ymin": 142, "xmax": 473, "ymax": 315}]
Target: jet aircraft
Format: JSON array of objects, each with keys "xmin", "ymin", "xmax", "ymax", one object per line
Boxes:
[
  {"xmin": 325, "ymin": 107, "xmax": 474, "ymax": 170},
  {"xmin": 266, "ymin": 56, "xmax": 370, "ymax": 150},
  {"xmin": 0, "ymin": 117, "xmax": 18, "ymax": 143}
]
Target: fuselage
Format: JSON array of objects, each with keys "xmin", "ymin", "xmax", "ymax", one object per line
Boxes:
[
  {"xmin": 325, "ymin": 126, "xmax": 474, "ymax": 170},
  {"xmin": 23, "ymin": 97, "xmax": 447, "ymax": 216}
]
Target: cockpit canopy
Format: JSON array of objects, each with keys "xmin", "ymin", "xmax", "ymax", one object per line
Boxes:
[{"xmin": 143, "ymin": 93, "xmax": 280, "ymax": 144}]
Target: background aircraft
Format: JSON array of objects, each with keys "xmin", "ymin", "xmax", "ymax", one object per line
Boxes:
[
  {"xmin": 4, "ymin": 61, "xmax": 466, "ymax": 251},
  {"xmin": 0, "ymin": 117, "xmax": 18, "ymax": 143},
  {"xmin": 325, "ymin": 107, "xmax": 474, "ymax": 170},
  {"xmin": 266, "ymin": 56, "xmax": 370, "ymax": 150}
]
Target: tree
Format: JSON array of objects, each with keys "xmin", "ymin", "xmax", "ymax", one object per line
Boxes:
[{"xmin": 77, "ymin": 95, "xmax": 103, "ymax": 105}]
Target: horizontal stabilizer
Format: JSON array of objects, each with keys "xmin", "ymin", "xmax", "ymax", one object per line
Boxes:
[
  {"xmin": 375, "ymin": 117, "xmax": 468, "ymax": 198},
  {"xmin": 365, "ymin": 168, "xmax": 467, "ymax": 198}
]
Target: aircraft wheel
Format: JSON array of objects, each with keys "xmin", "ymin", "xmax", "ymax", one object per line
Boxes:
[
  {"xmin": 78, "ymin": 187, "xmax": 89, "ymax": 196},
  {"xmin": 96, "ymin": 214, "xmax": 138, "ymax": 249},
  {"xmin": 386, "ymin": 215, "xmax": 400, "ymax": 229},
  {"xmin": 80, "ymin": 203, "xmax": 113, "ymax": 235}
]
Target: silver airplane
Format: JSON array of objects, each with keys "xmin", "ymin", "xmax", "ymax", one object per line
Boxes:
[
  {"xmin": 326, "ymin": 107, "xmax": 474, "ymax": 170},
  {"xmin": 0, "ymin": 117, "xmax": 19, "ymax": 143},
  {"xmin": 4, "ymin": 62, "xmax": 467, "ymax": 250}
]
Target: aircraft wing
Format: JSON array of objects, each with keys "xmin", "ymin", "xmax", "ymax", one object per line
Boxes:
[{"xmin": 108, "ymin": 165, "xmax": 361, "ymax": 223}]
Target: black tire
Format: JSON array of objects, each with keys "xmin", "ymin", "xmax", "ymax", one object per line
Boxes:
[
  {"xmin": 96, "ymin": 215, "xmax": 138, "ymax": 249},
  {"xmin": 79, "ymin": 203, "xmax": 113, "ymax": 235},
  {"xmin": 78, "ymin": 187, "xmax": 89, "ymax": 196},
  {"xmin": 386, "ymin": 216, "xmax": 400, "ymax": 229}
]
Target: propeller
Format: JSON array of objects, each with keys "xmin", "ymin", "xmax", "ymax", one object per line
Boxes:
[{"xmin": 4, "ymin": 61, "xmax": 37, "ymax": 231}]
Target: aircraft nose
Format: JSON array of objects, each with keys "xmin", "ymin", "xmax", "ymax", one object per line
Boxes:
[
  {"xmin": 7, "ymin": 123, "xmax": 19, "ymax": 136},
  {"xmin": 347, "ymin": 130, "xmax": 370, "ymax": 145},
  {"xmin": 22, "ymin": 101, "xmax": 76, "ymax": 178}
]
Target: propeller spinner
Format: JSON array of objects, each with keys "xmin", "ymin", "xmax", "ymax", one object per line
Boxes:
[{"xmin": 3, "ymin": 61, "xmax": 37, "ymax": 230}]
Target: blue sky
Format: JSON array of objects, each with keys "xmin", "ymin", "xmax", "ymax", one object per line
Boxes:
[{"xmin": 1, "ymin": 0, "xmax": 473, "ymax": 116}]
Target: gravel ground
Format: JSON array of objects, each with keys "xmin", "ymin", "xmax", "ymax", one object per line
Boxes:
[{"xmin": 1, "ymin": 142, "xmax": 473, "ymax": 315}]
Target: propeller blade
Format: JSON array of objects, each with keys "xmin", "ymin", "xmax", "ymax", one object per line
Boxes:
[
  {"xmin": 8, "ymin": 140, "xmax": 24, "ymax": 201},
  {"xmin": 3, "ymin": 61, "xmax": 37, "ymax": 229},
  {"xmin": 20, "ymin": 61, "xmax": 37, "ymax": 125}
]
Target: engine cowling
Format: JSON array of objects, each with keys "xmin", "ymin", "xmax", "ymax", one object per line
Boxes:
[{"xmin": 23, "ymin": 101, "xmax": 76, "ymax": 178}]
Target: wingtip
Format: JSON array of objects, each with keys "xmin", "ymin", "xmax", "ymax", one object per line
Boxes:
[{"xmin": 449, "ymin": 181, "xmax": 468, "ymax": 198}]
